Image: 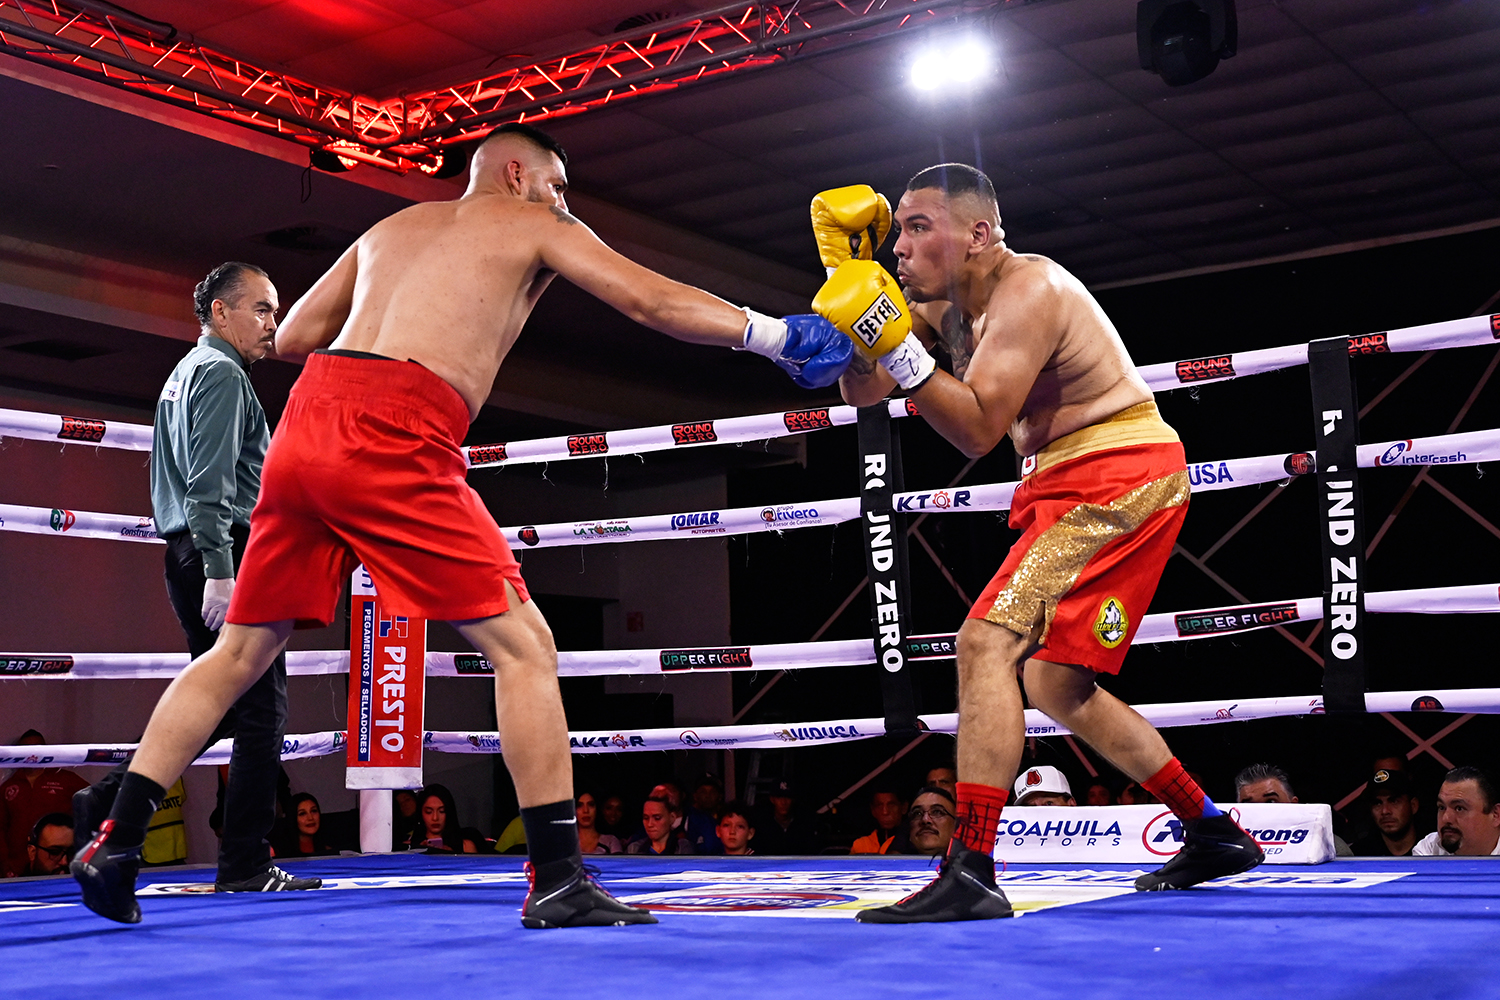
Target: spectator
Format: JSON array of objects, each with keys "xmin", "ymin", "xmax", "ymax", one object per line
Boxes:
[
  {"xmin": 1084, "ymin": 780, "xmax": 1113, "ymax": 806},
  {"xmin": 1352, "ymin": 770, "xmax": 1421, "ymax": 857},
  {"xmin": 577, "ymin": 791, "xmax": 622, "ymax": 855},
  {"xmin": 16, "ymin": 814, "xmax": 74, "ymax": 877},
  {"xmin": 717, "ymin": 802, "xmax": 756, "ymax": 856},
  {"xmin": 627, "ymin": 796, "xmax": 692, "ymax": 855},
  {"xmin": 494, "ymin": 815, "xmax": 527, "ymax": 855},
  {"xmin": 1413, "ymin": 767, "xmax": 1500, "ymax": 857},
  {"xmin": 279, "ymin": 793, "xmax": 338, "ymax": 857},
  {"xmin": 905, "ymin": 787, "xmax": 958, "ymax": 856},
  {"xmin": 1116, "ymin": 781, "xmax": 1152, "ymax": 805},
  {"xmin": 1234, "ymin": 763, "xmax": 1297, "ymax": 803},
  {"xmin": 1013, "ymin": 766, "xmax": 1076, "ymax": 807},
  {"xmin": 1236, "ymin": 762, "xmax": 1352, "ymax": 856},
  {"xmin": 392, "ymin": 789, "xmax": 420, "ymax": 851},
  {"xmin": 407, "ymin": 784, "xmax": 464, "ymax": 853},
  {"xmin": 143, "ymin": 779, "xmax": 188, "ymax": 867},
  {"xmin": 685, "ymin": 774, "xmax": 724, "ymax": 854},
  {"xmin": 0, "ymin": 730, "xmax": 88, "ymax": 878},
  {"xmin": 924, "ymin": 767, "xmax": 957, "ymax": 796},
  {"xmin": 753, "ymin": 780, "xmax": 818, "ymax": 855},
  {"xmin": 599, "ymin": 794, "xmax": 627, "ymax": 838},
  {"xmin": 851, "ymin": 788, "xmax": 907, "ymax": 854},
  {"xmin": 460, "ymin": 827, "xmax": 493, "ymax": 854}
]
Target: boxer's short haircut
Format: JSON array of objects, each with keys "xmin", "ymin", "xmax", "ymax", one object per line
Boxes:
[
  {"xmin": 486, "ymin": 122, "xmax": 568, "ymax": 167},
  {"xmin": 907, "ymin": 162, "xmax": 997, "ymax": 207},
  {"xmin": 1444, "ymin": 766, "xmax": 1498, "ymax": 811},
  {"xmin": 193, "ymin": 261, "xmax": 269, "ymax": 327}
]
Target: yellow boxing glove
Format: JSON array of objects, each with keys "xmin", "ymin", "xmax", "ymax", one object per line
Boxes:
[
  {"xmin": 810, "ymin": 185, "xmax": 892, "ymax": 276},
  {"xmin": 813, "ymin": 260, "xmax": 936, "ymax": 392}
]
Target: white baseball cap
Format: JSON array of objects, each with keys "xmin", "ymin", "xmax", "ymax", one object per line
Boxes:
[{"xmin": 1014, "ymin": 766, "xmax": 1073, "ymax": 803}]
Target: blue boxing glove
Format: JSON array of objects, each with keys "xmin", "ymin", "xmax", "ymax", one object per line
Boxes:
[{"xmin": 738, "ymin": 308, "xmax": 853, "ymax": 389}]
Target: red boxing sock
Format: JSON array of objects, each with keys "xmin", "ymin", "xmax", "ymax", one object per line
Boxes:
[
  {"xmin": 953, "ymin": 782, "xmax": 1009, "ymax": 855},
  {"xmin": 1142, "ymin": 757, "xmax": 1220, "ymax": 821}
]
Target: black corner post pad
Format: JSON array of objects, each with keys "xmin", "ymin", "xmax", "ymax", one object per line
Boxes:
[
  {"xmin": 1308, "ymin": 337, "xmax": 1368, "ymax": 713},
  {"xmin": 856, "ymin": 404, "xmax": 920, "ymax": 741}
]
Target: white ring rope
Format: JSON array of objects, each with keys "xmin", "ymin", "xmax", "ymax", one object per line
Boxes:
[
  {"xmin": 4, "ymin": 583, "xmax": 1495, "ymax": 680},
  {"xmin": 4, "ymin": 426, "xmax": 1492, "ymax": 548},
  {"xmin": 6, "ymin": 687, "xmax": 1498, "ymax": 765},
  {"xmin": 1, "ymin": 314, "xmax": 1493, "ymax": 464}
]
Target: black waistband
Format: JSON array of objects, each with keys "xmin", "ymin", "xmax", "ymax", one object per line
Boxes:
[{"xmin": 315, "ymin": 348, "xmax": 397, "ymax": 361}]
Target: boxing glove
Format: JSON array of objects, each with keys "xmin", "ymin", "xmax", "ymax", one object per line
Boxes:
[
  {"xmin": 811, "ymin": 185, "xmax": 892, "ymax": 276},
  {"xmin": 813, "ymin": 260, "xmax": 936, "ymax": 392},
  {"xmin": 739, "ymin": 309, "xmax": 852, "ymax": 389}
]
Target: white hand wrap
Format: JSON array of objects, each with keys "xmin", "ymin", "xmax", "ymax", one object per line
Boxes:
[
  {"xmin": 202, "ymin": 576, "xmax": 235, "ymax": 632},
  {"xmin": 879, "ymin": 333, "xmax": 937, "ymax": 392},
  {"xmin": 737, "ymin": 308, "xmax": 788, "ymax": 359}
]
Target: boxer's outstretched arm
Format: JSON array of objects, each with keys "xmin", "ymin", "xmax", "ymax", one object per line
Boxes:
[
  {"xmin": 908, "ymin": 269, "xmax": 1062, "ymax": 458},
  {"xmin": 537, "ymin": 207, "xmax": 748, "ymax": 346},
  {"xmin": 274, "ymin": 243, "xmax": 359, "ymax": 361}
]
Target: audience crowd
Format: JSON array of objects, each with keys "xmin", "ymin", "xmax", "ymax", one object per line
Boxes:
[{"xmin": 6, "ymin": 719, "xmax": 1500, "ymax": 874}]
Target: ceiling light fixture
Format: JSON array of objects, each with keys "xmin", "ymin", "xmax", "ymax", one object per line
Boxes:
[
  {"xmin": 1137, "ymin": 0, "xmax": 1237, "ymax": 87},
  {"xmin": 910, "ymin": 35, "xmax": 996, "ymax": 93}
]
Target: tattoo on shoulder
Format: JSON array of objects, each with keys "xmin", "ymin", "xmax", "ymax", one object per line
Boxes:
[
  {"xmin": 1023, "ymin": 254, "xmax": 1044, "ymax": 262},
  {"xmin": 549, "ymin": 206, "xmax": 579, "ymax": 226}
]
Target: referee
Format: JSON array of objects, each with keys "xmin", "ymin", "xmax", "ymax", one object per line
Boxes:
[{"xmin": 74, "ymin": 262, "xmax": 319, "ymax": 892}]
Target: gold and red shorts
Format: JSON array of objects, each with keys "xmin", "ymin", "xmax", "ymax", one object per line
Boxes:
[{"xmin": 967, "ymin": 401, "xmax": 1189, "ymax": 674}]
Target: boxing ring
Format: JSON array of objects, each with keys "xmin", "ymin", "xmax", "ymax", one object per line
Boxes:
[{"xmin": 2, "ymin": 312, "xmax": 1499, "ymax": 996}]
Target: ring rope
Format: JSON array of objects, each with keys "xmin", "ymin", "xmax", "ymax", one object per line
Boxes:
[
  {"xmin": 5, "ymin": 582, "xmax": 1494, "ymax": 680},
  {"xmin": 1, "ymin": 313, "xmax": 1492, "ymax": 464},
  {"xmin": 4, "ymin": 426, "xmax": 1492, "ymax": 548},
  {"xmin": 6, "ymin": 687, "xmax": 1498, "ymax": 766}
]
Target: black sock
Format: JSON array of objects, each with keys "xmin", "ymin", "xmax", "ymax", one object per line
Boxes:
[
  {"xmin": 521, "ymin": 799, "xmax": 581, "ymax": 871},
  {"xmin": 105, "ymin": 772, "xmax": 166, "ymax": 848}
]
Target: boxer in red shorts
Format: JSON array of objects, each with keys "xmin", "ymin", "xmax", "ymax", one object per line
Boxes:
[
  {"xmin": 820, "ymin": 164, "xmax": 1262, "ymax": 923},
  {"xmin": 71, "ymin": 124, "xmax": 852, "ymax": 927}
]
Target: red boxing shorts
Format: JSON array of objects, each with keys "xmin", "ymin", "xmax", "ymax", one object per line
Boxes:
[
  {"xmin": 968, "ymin": 401, "xmax": 1188, "ymax": 674},
  {"xmin": 228, "ymin": 351, "xmax": 528, "ymax": 628}
]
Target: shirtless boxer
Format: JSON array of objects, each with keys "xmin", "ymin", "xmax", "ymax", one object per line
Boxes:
[
  {"xmin": 70, "ymin": 123, "xmax": 851, "ymax": 927},
  {"xmin": 809, "ymin": 165, "xmax": 1262, "ymax": 923}
]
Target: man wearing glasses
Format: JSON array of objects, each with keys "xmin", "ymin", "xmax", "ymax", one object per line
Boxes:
[
  {"xmin": 906, "ymin": 788, "xmax": 958, "ymax": 857},
  {"xmin": 21, "ymin": 814, "xmax": 75, "ymax": 876}
]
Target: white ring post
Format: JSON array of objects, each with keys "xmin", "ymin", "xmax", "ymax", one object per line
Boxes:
[{"xmin": 359, "ymin": 789, "xmax": 393, "ymax": 853}]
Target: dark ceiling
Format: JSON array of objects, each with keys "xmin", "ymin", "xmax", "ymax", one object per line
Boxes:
[{"xmin": 2, "ymin": 0, "xmax": 1499, "ymax": 432}]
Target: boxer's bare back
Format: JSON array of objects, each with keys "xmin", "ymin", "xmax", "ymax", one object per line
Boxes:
[
  {"xmin": 275, "ymin": 131, "xmax": 747, "ymax": 418},
  {"xmin": 843, "ymin": 185, "xmax": 1151, "ymax": 458}
]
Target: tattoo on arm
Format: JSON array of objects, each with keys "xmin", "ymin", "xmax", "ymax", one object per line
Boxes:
[
  {"xmin": 939, "ymin": 311, "xmax": 974, "ymax": 380},
  {"xmin": 549, "ymin": 206, "xmax": 579, "ymax": 226},
  {"xmin": 848, "ymin": 351, "xmax": 875, "ymax": 377}
]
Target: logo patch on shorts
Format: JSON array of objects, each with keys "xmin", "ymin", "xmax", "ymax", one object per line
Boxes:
[{"xmin": 1093, "ymin": 597, "xmax": 1128, "ymax": 649}]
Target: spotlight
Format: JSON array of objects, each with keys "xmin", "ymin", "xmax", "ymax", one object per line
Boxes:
[
  {"xmin": 309, "ymin": 146, "xmax": 356, "ymax": 173},
  {"xmin": 429, "ymin": 145, "xmax": 469, "ymax": 180},
  {"xmin": 910, "ymin": 35, "xmax": 995, "ymax": 92},
  {"xmin": 1137, "ymin": 0, "xmax": 1236, "ymax": 87}
]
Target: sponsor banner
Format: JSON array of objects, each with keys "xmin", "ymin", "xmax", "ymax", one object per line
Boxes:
[
  {"xmin": 10, "ymin": 688, "xmax": 1500, "ymax": 765},
  {"xmin": 0, "ymin": 503, "xmax": 164, "ymax": 543},
  {"xmin": 346, "ymin": 567, "xmax": 426, "ymax": 790},
  {"xmin": 1360, "ymin": 429, "xmax": 1498, "ymax": 469},
  {"xmin": 660, "ymin": 647, "xmax": 753, "ymax": 671},
  {"xmin": 987, "ymin": 804, "xmax": 1335, "ymax": 864},
  {"xmin": 0, "ymin": 655, "xmax": 74, "ymax": 676},
  {"xmin": 0, "ymin": 406, "xmax": 153, "ymax": 451}
]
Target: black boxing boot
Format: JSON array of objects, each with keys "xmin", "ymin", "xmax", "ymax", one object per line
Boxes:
[
  {"xmin": 521, "ymin": 857, "xmax": 658, "ymax": 929},
  {"xmin": 1134, "ymin": 813, "xmax": 1264, "ymax": 890},
  {"xmin": 71, "ymin": 820, "xmax": 144, "ymax": 924},
  {"xmin": 856, "ymin": 845, "xmax": 1013, "ymax": 923}
]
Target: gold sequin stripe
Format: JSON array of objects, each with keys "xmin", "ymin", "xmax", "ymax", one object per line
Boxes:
[
  {"xmin": 1025, "ymin": 401, "xmax": 1180, "ymax": 477},
  {"xmin": 984, "ymin": 469, "xmax": 1191, "ymax": 642}
]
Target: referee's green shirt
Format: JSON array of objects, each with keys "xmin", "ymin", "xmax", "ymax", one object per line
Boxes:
[{"xmin": 150, "ymin": 334, "xmax": 269, "ymax": 579}]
